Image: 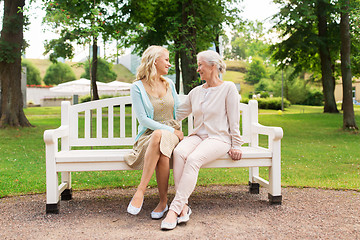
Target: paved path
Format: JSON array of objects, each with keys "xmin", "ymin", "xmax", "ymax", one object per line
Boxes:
[{"xmin": 1, "ymin": 185, "xmax": 359, "ymax": 239}]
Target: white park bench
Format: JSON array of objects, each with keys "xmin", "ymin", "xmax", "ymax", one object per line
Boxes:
[{"xmin": 43, "ymin": 95, "xmax": 283, "ymax": 214}]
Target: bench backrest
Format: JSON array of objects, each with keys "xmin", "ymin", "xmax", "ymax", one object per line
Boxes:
[{"xmin": 61, "ymin": 96, "xmax": 257, "ymax": 148}]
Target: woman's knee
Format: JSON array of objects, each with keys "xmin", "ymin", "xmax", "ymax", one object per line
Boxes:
[
  {"xmin": 186, "ymin": 154, "xmax": 203, "ymax": 171},
  {"xmin": 150, "ymin": 129, "xmax": 162, "ymax": 143},
  {"xmin": 173, "ymin": 145, "xmax": 187, "ymax": 162}
]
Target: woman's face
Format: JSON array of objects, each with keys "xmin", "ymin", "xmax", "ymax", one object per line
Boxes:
[
  {"xmin": 155, "ymin": 51, "xmax": 171, "ymax": 75},
  {"xmin": 197, "ymin": 57, "xmax": 214, "ymax": 81}
]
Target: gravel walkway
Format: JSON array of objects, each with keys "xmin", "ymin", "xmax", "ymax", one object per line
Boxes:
[{"xmin": 1, "ymin": 185, "xmax": 359, "ymax": 239}]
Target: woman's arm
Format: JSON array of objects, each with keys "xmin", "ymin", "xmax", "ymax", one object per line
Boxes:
[
  {"xmin": 176, "ymin": 94, "xmax": 192, "ymax": 121},
  {"xmin": 131, "ymin": 84, "xmax": 175, "ymax": 133},
  {"xmin": 225, "ymin": 83, "xmax": 244, "ymax": 150}
]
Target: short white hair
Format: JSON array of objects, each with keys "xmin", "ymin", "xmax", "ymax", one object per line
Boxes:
[{"xmin": 197, "ymin": 50, "xmax": 226, "ymax": 73}]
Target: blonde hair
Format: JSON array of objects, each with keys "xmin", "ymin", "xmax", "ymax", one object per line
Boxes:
[
  {"xmin": 135, "ymin": 45, "xmax": 169, "ymax": 88},
  {"xmin": 197, "ymin": 50, "xmax": 226, "ymax": 74}
]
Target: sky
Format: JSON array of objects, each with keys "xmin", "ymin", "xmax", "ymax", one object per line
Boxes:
[{"xmin": 2, "ymin": 0, "xmax": 280, "ymax": 60}]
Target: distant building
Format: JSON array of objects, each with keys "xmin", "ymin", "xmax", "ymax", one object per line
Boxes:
[{"xmin": 334, "ymin": 79, "xmax": 360, "ymax": 103}]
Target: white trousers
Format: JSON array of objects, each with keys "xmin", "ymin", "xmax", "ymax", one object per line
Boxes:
[{"xmin": 170, "ymin": 134, "xmax": 231, "ymax": 214}]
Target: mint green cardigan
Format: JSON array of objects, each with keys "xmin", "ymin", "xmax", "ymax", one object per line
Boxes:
[{"xmin": 131, "ymin": 78, "xmax": 179, "ymax": 141}]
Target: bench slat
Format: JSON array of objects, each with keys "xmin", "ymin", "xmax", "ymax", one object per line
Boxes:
[
  {"xmin": 55, "ymin": 147, "xmax": 271, "ymax": 163},
  {"xmin": 85, "ymin": 110, "xmax": 90, "ymax": 139},
  {"xmin": 96, "ymin": 107, "xmax": 102, "ymax": 138},
  {"xmin": 108, "ymin": 105, "xmax": 114, "ymax": 138}
]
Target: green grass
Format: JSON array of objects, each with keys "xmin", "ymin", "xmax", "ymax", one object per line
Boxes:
[
  {"xmin": 222, "ymin": 70, "xmax": 254, "ymax": 97},
  {"xmin": 0, "ymin": 105, "xmax": 359, "ymax": 198}
]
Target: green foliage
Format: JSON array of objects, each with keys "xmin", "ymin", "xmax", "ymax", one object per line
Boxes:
[
  {"xmin": 80, "ymin": 94, "xmax": 126, "ymax": 103},
  {"xmin": 21, "ymin": 59, "xmax": 41, "ymax": 85},
  {"xmin": 81, "ymin": 58, "xmax": 117, "ymax": 83},
  {"xmin": 224, "ymin": 21, "xmax": 271, "ymax": 61},
  {"xmin": 43, "ymin": 62, "xmax": 76, "ymax": 85},
  {"xmin": 260, "ymin": 91, "xmax": 270, "ymax": 98},
  {"xmin": 241, "ymin": 97, "xmax": 290, "ymax": 110},
  {"xmin": 79, "ymin": 95, "xmax": 92, "ymax": 103},
  {"xmin": 244, "ymin": 57, "xmax": 266, "ymax": 85}
]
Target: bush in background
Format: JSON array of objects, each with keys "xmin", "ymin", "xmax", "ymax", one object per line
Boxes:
[
  {"xmin": 81, "ymin": 58, "xmax": 117, "ymax": 83},
  {"xmin": 22, "ymin": 59, "xmax": 41, "ymax": 85},
  {"xmin": 43, "ymin": 62, "xmax": 76, "ymax": 85},
  {"xmin": 80, "ymin": 94, "xmax": 128, "ymax": 103},
  {"xmin": 241, "ymin": 97, "xmax": 290, "ymax": 110}
]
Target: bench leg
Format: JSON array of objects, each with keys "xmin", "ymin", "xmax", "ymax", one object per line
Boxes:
[
  {"xmin": 268, "ymin": 141, "xmax": 282, "ymax": 205},
  {"xmin": 46, "ymin": 154, "xmax": 60, "ymax": 214},
  {"xmin": 268, "ymin": 193, "xmax": 282, "ymax": 205},
  {"xmin": 46, "ymin": 170, "xmax": 60, "ymax": 214},
  {"xmin": 46, "ymin": 202, "xmax": 60, "ymax": 214},
  {"xmin": 249, "ymin": 181, "xmax": 260, "ymax": 194},
  {"xmin": 61, "ymin": 172, "xmax": 72, "ymax": 200},
  {"xmin": 248, "ymin": 167, "xmax": 260, "ymax": 194},
  {"xmin": 61, "ymin": 188, "xmax": 73, "ymax": 200}
]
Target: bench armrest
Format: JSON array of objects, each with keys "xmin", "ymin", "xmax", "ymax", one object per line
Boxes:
[
  {"xmin": 44, "ymin": 126, "xmax": 70, "ymax": 145},
  {"xmin": 252, "ymin": 123, "xmax": 283, "ymax": 141}
]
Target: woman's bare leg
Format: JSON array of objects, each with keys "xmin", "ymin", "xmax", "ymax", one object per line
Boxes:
[
  {"xmin": 131, "ymin": 130, "xmax": 162, "ymax": 208},
  {"xmin": 153, "ymin": 154, "xmax": 170, "ymax": 212}
]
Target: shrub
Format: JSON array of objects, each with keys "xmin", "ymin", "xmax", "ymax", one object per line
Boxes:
[
  {"xmin": 241, "ymin": 97, "xmax": 290, "ymax": 110},
  {"xmin": 260, "ymin": 91, "xmax": 270, "ymax": 98},
  {"xmin": 300, "ymin": 89, "xmax": 324, "ymax": 106},
  {"xmin": 81, "ymin": 58, "xmax": 117, "ymax": 83},
  {"xmin": 22, "ymin": 59, "xmax": 41, "ymax": 85},
  {"xmin": 244, "ymin": 57, "xmax": 266, "ymax": 85},
  {"xmin": 79, "ymin": 94, "xmax": 127, "ymax": 103},
  {"xmin": 43, "ymin": 62, "xmax": 76, "ymax": 85}
]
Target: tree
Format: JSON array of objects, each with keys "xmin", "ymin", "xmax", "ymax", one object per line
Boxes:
[
  {"xmin": 43, "ymin": 62, "xmax": 76, "ymax": 85},
  {"xmin": 43, "ymin": 0, "xmax": 126, "ymax": 100},
  {"xmin": 81, "ymin": 58, "xmax": 117, "ymax": 83},
  {"xmin": 21, "ymin": 59, "xmax": 41, "ymax": 85},
  {"xmin": 0, "ymin": 0, "xmax": 31, "ymax": 127},
  {"xmin": 271, "ymin": 0, "xmax": 339, "ymax": 113},
  {"xmin": 226, "ymin": 21, "xmax": 271, "ymax": 61},
  {"xmin": 340, "ymin": 0, "xmax": 358, "ymax": 129},
  {"xmin": 123, "ymin": 0, "xmax": 240, "ymax": 94},
  {"xmin": 245, "ymin": 57, "xmax": 267, "ymax": 85}
]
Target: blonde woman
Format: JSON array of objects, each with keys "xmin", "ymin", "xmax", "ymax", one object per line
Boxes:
[
  {"xmin": 161, "ymin": 50, "xmax": 243, "ymax": 230},
  {"xmin": 124, "ymin": 46, "xmax": 184, "ymax": 219}
]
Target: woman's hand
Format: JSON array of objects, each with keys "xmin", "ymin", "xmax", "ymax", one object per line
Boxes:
[
  {"xmin": 228, "ymin": 148, "xmax": 242, "ymax": 161},
  {"xmin": 174, "ymin": 129, "xmax": 184, "ymax": 141}
]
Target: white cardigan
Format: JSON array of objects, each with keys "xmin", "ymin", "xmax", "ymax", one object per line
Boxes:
[{"xmin": 176, "ymin": 81, "xmax": 243, "ymax": 149}]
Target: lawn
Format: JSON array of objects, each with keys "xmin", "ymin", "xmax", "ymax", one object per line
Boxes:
[{"xmin": 0, "ymin": 105, "xmax": 359, "ymax": 198}]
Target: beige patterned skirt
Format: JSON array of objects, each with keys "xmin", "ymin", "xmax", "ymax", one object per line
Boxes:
[{"xmin": 124, "ymin": 119, "xmax": 181, "ymax": 170}]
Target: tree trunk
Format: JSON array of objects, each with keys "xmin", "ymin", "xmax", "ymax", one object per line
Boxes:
[
  {"xmin": 340, "ymin": 0, "xmax": 358, "ymax": 130},
  {"xmin": 91, "ymin": 36, "xmax": 99, "ymax": 100},
  {"xmin": 180, "ymin": 0, "xmax": 198, "ymax": 94},
  {"xmin": 0, "ymin": 0, "xmax": 32, "ymax": 127},
  {"xmin": 175, "ymin": 49, "xmax": 180, "ymax": 93},
  {"xmin": 215, "ymin": 34, "xmax": 220, "ymax": 54},
  {"xmin": 317, "ymin": 0, "xmax": 339, "ymax": 113}
]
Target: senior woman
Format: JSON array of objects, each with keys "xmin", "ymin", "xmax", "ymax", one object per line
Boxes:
[
  {"xmin": 125, "ymin": 46, "xmax": 183, "ymax": 219},
  {"xmin": 161, "ymin": 50, "xmax": 243, "ymax": 230}
]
